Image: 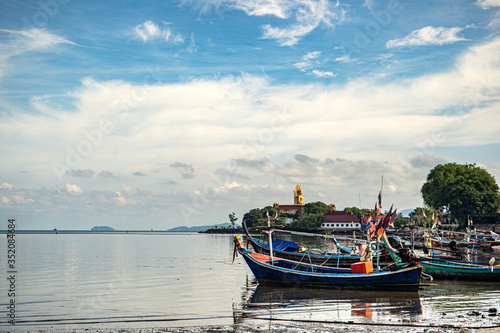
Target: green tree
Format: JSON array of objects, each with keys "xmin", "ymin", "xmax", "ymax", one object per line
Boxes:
[
  {"xmin": 302, "ymin": 202, "xmax": 333, "ymax": 215},
  {"xmin": 291, "ymin": 213, "xmax": 324, "ymax": 229},
  {"xmin": 409, "ymin": 207, "xmax": 441, "ymax": 228},
  {"xmin": 344, "ymin": 206, "xmax": 362, "ymax": 217},
  {"xmin": 228, "ymin": 212, "xmax": 238, "ymax": 229},
  {"xmin": 394, "ymin": 216, "xmax": 409, "ymax": 229},
  {"xmin": 421, "ymin": 163, "xmax": 500, "ymax": 225},
  {"xmin": 242, "ymin": 209, "xmax": 261, "ymax": 228}
]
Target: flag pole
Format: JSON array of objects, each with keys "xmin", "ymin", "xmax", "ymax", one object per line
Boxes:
[{"xmin": 380, "ymin": 175, "xmax": 384, "ymax": 196}]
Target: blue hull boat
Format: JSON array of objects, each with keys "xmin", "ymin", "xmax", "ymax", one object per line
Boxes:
[{"xmin": 234, "ymin": 236, "xmax": 423, "ymax": 290}]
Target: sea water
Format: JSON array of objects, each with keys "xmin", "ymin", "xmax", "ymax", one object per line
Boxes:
[{"xmin": 1, "ymin": 233, "xmax": 500, "ymax": 331}]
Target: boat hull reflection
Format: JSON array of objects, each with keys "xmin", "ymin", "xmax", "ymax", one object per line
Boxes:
[{"xmin": 235, "ymin": 283, "xmax": 422, "ymax": 325}]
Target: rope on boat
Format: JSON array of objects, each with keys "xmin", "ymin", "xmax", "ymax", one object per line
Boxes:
[
  {"xmin": 421, "ymin": 271, "xmax": 433, "ymax": 281},
  {"xmin": 318, "ymin": 248, "xmax": 342, "ymax": 266},
  {"xmin": 291, "ymin": 251, "xmax": 308, "ymax": 270}
]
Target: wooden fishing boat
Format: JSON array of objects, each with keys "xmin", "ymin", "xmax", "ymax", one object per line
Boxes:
[
  {"xmin": 234, "ymin": 235, "xmax": 423, "ymax": 290},
  {"xmin": 418, "ymin": 258, "xmax": 500, "ymax": 281},
  {"xmin": 242, "ymin": 221, "xmax": 390, "ymax": 267},
  {"xmin": 382, "ymin": 233, "xmax": 500, "ymax": 281},
  {"xmin": 430, "ymin": 236, "xmax": 500, "ymax": 248},
  {"xmin": 430, "ymin": 238, "xmax": 484, "ymax": 248}
]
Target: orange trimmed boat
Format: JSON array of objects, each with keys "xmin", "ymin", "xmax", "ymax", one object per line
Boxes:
[{"xmin": 234, "ymin": 235, "xmax": 422, "ymax": 290}]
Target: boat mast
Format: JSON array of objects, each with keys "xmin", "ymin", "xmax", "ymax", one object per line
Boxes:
[{"xmin": 376, "ymin": 175, "xmax": 383, "ymax": 270}]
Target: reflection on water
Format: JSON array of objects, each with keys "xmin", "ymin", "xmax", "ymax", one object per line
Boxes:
[
  {"xmin": 235, "ymin": 280, "xmax": 422, "ymax": 325},
  {"xmin": 234, "ymin": 276, "xmax": 500, "ymax": 330}
]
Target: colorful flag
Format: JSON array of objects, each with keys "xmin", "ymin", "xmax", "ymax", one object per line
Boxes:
[
  {"xmin": 373, "ymin": 204, "xmax": 393, "ymax": 241},
  {"xmin": 376, "ymin": 206, "xmax": 393, "ymax": 241},
  {"xmin": 388, "ymin": 208, "xmax": 397, "ymax": 228},
  {"xmin": 422, "ymin": 208, "xmax": 427, "ymax": 221},
  {"xmin": 378, "ymin": 191, "xmax": 382, "ymax": 209}
]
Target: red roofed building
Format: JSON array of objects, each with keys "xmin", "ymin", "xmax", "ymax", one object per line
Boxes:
[{"xmin": 321, "ymin": 211, "xmax": 361, "ymax": 231}]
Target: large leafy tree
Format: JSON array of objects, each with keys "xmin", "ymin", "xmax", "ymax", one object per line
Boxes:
[
  {"xmin": 421, "ymin": 163, "xmax": 500, "ymax": 225},
  {"xmin": 298, "ymin": 201, "xmax": 333, "ymax": 215},
  {"xmin": 242, "ymin": 208, "xmax": 263, "ymax": 228},
  {"xmin": 291, "ymin": 213, "xmax": 324, "ymax": 229},
  {"xmin": 242, "ymin": 207, "xmax": 282, "ymax": 228}
]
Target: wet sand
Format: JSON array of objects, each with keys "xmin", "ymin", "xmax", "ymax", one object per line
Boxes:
[{"xmin": 4, "ymin": 320, "xmax": 500, "ymax": 333}]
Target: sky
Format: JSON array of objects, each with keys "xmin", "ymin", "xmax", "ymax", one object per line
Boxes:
[{"xmin": 1, "ymin": 0, "xmax": 500, "ymax": 230}]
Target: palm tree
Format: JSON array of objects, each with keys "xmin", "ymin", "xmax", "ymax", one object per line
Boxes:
[{"xmin": 229, "ymin": 212, "xmax": 238, "ymax": 229}]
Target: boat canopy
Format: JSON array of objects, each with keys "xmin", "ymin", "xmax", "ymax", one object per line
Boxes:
[{"xmin": 263, "ymin": 239, "xmax": 301, "ymax": 252}]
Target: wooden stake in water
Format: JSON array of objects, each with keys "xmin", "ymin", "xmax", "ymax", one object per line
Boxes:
[
  {"xmin": 376, "ymin": 241, "xmax": 380, "ymax": 270},
  {"xmin": 268, "ymin": 215, "xmax": 273, "ymax": 265}
]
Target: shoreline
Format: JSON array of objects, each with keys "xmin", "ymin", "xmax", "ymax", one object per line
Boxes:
[{"xmin": 3, "ymin": 320, "xmax": 499, "ymax": 333}]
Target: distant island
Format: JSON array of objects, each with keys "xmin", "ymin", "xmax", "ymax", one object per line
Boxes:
[
  {"xmin": 91, "ymin": 226, "xmax": 115, "ymax": 232},
  {"xmin": 166, "ymin": 222, "xmax": 239, "ymax": 232}
]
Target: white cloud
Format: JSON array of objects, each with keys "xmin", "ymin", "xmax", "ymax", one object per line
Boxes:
[
  {"xmin": 113, "ymin": 192, "xmax": 127, "ymax": 206},
  {"xmin": 386, "ymin": 25, "xmax": 472, "ymax": 48},
  {"xmin": 1, "ymin": 196, "xmax": 11, "ymax": 204},
  {"xmin": 0, "ymin": 28, "xmax": 75, "ymax": 51},
  {"xmin": 311, "ymin": 70, "xmax": 335, "ymax": 77},
  {"xmin": 293, "ymin": 51, "xmax": 321, "ymax": 71},
  {"xmin": 12, "ymin": 195, "xmax": 34, "ymax": 204},
  {"xmin": 0, "ymin": 183, "xmax": 15, "ymax": 190},
  {"xmin": 0, "ymin": 28, "xmax": 75, "ymax": 79},
  {"xmin": 65, "ymin": 183, "xmax": 83, "ymax": 195},
  {"xmin": 261, "ymin": 22, "xmax": 317, "ymax": 46},
  {"xmin": 260, "ymin": 0, "xmax": 346, "ymax": 46},
  {"xmin": 134, "ymin": 20, "xmax": 184, "ymax": 44},
  {"xmin": 232, "ymin": 0, "xmax": 295, "ymax": 19},
  {"xmin": 303, "ymin": 51, "xmax": 322, "ymax": 60},
  {"xmin": 2, "ymin": 36, "xmax": 500, "ymax": 228},
  {"xmin": 477, "ymin": 0, "xmax": 500, "ymax": 28},
  {"xmin": 335, "ymin": 55, "xmax": 355, "ymax": 63},
  {"xmin": 294, "ymin": 51, "xmax": 334, "ymax": 77},
  {"xmin": 184, "ymin": 0, "xmax": 345, "ymax": 46},
  {"xmin": 476, "ymin": 0, "xmax": 500, "ymax": 9}
]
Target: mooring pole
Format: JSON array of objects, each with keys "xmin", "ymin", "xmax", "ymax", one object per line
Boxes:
[{"xmin": 268, "ymin": 215, "xmax": 273, "ymax": 265}]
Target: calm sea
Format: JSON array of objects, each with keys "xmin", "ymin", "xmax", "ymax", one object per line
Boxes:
[{"xmin": 1, "ymin": 233, "xmax": 500, "ymax": 332}]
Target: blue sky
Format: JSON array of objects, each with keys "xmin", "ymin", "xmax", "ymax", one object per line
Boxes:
[{"xmin": 1, "ymin": 0, "xmax": 500, "ymax": 230}]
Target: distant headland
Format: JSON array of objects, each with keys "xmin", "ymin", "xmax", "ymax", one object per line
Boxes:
[{"xmin": 91, "ymin": 226, "xmax": 115, "ymax": 232}]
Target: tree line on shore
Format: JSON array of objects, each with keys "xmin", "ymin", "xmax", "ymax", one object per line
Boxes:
[{"xmin": 240, "ymin": 163, "xmax": 500, "ymax": 230}]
